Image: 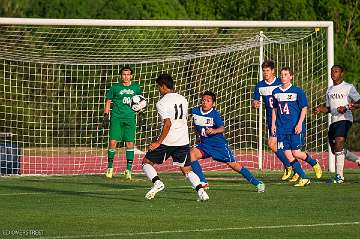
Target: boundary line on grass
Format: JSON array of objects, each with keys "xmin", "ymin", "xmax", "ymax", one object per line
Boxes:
[
  {"xmin": 0, "ymin": 189, "xmax": 135, "ymax": 196},
  {"xmin": 32, "ymin": 221, "xmax": 359, "ymax": 239}
]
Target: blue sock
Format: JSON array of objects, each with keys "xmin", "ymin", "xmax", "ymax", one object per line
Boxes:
[
  {"xmin": 305, "ymin": 154, "xmax": 317, "ymax": 167},
  {"xmin": 291, "ymin": 160, "xmax": 308, "ymax": 179},
  {"xmin": 275, "ymin": 150, "xmax": 291, "ymax": 167},
  {"xmin": 239, "ymin": 167, "xmax": 260, "ymax": 186},
  {"xmin": 191, "ymin": 160, "xmax": 207, "ymax": 183}
]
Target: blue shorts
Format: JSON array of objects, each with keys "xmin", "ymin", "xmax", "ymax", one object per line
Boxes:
[
  {"xmin": 196, "ymin": 143, "xmax": 235, "ymax": 163},
  {"xmin": 328, "ymin": 120, "xmax": 352, "ymax": 143},
  {"xmin": 277, "ymin": 133, "xmax": 305, "ymax": 150}
]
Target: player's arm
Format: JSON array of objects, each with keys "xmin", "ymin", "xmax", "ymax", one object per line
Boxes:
[
  {"xmin": 206, "ymin": 111, "xmax": 225, "ymax": 135},
  {"xmin": 349, "ymin": 99, "xmax": 360, "ymax": 110},
  {"xmin": 314, "ymin": 104, "xmax": 330, "ymax": 114},
  {"xmin": 251, "ymin": 84, "xmax": 261, "ymax": 109},
  {"xmin": 205, "ymin": 126, "xmax": 224, "ymax": 135},
  {"xmin": 104, "ymin": 99, "xmax": 111, "ymax": 114},
  {"xmin": 102, "ymin": 99, "xmax": 112, "ymax": 128},
  {"xmin": 348, "ymin": 86, "xmax": 360, "ymax": 110},
  {"xmin": 251, "ymin": 100, "xmax": 261, "ymax": 109},
  {"xmin": 149, "ymin": 118, "xmax": 171, "ymax": 151},
  {"xmin": 271, "ymin": 108, "xmax": 277, "ymax": 135},
  {"xmin": 295, "ymin": 107, "xmax": 307, "ymax": 134}
]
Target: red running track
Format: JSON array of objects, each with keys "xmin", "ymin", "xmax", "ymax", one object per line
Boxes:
[{"xmin": 20, "ymin": 152, "xmax": 360, "ymax": 175}]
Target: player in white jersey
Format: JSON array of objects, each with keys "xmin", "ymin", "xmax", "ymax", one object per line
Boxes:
[
  {"xmin": 141, "ymin": 73, "xmax": 209, "ymax": 201},
  {"xmin": 315, "ymin": 65, "xmax": 360, "ymax": 183}
]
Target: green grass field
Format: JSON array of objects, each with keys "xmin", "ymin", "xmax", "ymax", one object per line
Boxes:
[{"xmin": 1, "ymin": 170, "xmax": 360, "ymax": 239}]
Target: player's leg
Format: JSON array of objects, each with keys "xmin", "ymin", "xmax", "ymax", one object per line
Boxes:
[
  {"xmin": 268, "ymin": 136, "xmax": 292, "ymax": 180},
  {"xmin": 286, "ymin": 151, "xmax": 310, "ymax": 187},
  {"xmin": 123, "ymin": 121, "xmax": 136, "ymax": 179},
  {"xmin": 344, "ymin": 149, "xmax": 360, "ymax": 166},
  {"xmin": 290, "ymin": 134, "xmax": 322, "ymax": 179},
  {"xmin": 279, "ymin": 134, "xmax": 310, "ymax": 186},
  {"xmin": 124, "ymin": 142, "xmax": 134, "ymax": 179},
  {"xmin": 105, "ymin": 117, "xmax": 122, "ymax": 178},
  {"xmin": 331, "ymin": 121, "xmax": 352, "ymax": 183},
  {"xmin": 333, "ymin": 136, "xmax": 346, "ymax": 183},
  {"xmin": 208, "ymin": 144, "xmax": 265, "ymax": 192},
  {"xmin": 142, "ymin": 146, "xmax": 168, "ymax": 199},
  {"xmin": 173, "ymin": 145, "xmax": 209, "ymax": 201},
  {"xmin": 181, "ymin": 166, "xmax": 209, "ymax": 201},
  {"xmin": 105, "ymin": 139, "xmax": 117, "ymax": 178},
  {"xmin": 190, "ymin": 146, "xmax": 209, "ymax": 188},
  {"xmin": 227, "ymin": 162, "xmax": 265, "ymax": 193}
]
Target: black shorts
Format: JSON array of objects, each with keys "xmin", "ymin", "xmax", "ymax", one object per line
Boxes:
[
  {"xmin": 144, "ymin": 144, "xmax": 191, "ymax": 167},
  {"xmin": 328, "ymin": 120, "xmax": 352, "ymax": 143}
]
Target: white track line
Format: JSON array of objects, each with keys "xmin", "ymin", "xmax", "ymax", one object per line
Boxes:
[{"xmin": 32, "ymin": 221, "xmax": 359, "ymax": 239}]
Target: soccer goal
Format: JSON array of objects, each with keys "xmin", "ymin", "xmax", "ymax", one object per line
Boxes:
[{"xmin": 0, "ymin": 19, "xmax": 334, "ymax": 175}]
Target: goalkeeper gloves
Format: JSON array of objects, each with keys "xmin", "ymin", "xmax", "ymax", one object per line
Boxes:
[{"xmin": 102, "ymin": 113, "xmax": 110, "ymax": 128}]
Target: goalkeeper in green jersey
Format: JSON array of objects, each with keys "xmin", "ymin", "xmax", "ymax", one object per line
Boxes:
[{"xmin": 102, "ymin": 66, "xmax": 142, "ymax": 180}]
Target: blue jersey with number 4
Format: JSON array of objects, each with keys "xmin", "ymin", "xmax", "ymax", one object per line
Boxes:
[
  {"xmin": 272, "ymin": 84, "xmax": 308, "ymax": 134},
  {"xmin": 191, "ymin": 107, "xmax": 227, "ymax": 146},
  {"xmin": 252, "ymin": 77, "xmax": 282, "ymax": 125}
]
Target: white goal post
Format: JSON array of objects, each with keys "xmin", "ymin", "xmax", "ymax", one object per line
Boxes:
[{"xmin": 0, "ymin": 18, "xmax": 334, "ymax": 175}]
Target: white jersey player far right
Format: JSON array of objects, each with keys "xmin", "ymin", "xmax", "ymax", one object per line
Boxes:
[
  {"xmin": 326, "ymin": 80, "xmax": 360, "ymax": 123},
  {"xmin": 315, "ymin": 65, "xmax": 360, "ymax": 183}
]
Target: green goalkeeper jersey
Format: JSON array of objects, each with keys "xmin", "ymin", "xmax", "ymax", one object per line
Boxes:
[{"xmin": 106, "ymin": 82, "xmax": 142, "ymax": 120}]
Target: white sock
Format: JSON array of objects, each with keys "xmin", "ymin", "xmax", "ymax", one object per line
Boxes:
[
  {"xmin": 335, "ymin": 150, "xmax": 345, "ymax": 178},
  {"xmin": 186, "ymin": 171, "xmax": 201, "ymax": 189},
  {"xmin": 345, "ymin": 150, "xmax": 359, "ymax": 162},
  {"xmin": 142, "ymin": 163, "xmax": 158, "ymax": 182}
]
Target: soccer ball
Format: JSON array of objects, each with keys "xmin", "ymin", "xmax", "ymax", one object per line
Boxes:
[{"xmin": 130, "ymin": 95, "xmax": 147, "ymax": 112}]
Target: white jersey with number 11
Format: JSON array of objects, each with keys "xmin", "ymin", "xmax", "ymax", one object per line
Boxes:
[{"xmin": 156, "ymin": 92, "xmax": 189, "ymax": 146}]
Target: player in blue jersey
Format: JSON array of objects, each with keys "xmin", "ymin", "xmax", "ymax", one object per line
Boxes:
[
  {"xmin": 252, "ymin": 61, "xmax": 292, "ymax": 181},
  {"xmin": 271, "ymin": 67, "xmax": 322, "ymax": 187},
  {"xmin": 190, "ymin": 91, "xmax": 265, "ymax": 192}
]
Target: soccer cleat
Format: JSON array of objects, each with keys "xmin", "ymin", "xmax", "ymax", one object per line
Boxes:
[
  {"xmin": 124, "ymin": 169, "xmax": 132, "ymax": 180},
  {"xmin": 256, "ymin": 182, "xmax": 265, "ymax": 193},
  {"xmin": 201, "ymin": 182, "xmax": 210, "ymax": 190},
  {"xmin": 145, "ymin": 180, "xmax": 165, "ymax": 200},
  {"xmin": 105, "ymin": 168, "xmax": 113, "ymax": 179},
  {"xmin": 289, "ymin": 173, "xmax": 299, "ymax": 182},
  {"xmin": 294, "ymin": 178, "xmax": 310, "ymax": 187},
  {"xmin": 281, "ymin": 167, "xmax": 293, "ymax": 181},
  {"xmin": 313, "ymin": 162, "xmax": 322, "ymax": 179},
  {"xmin": 197, "ymin": 188, "xmax": 209, "ymax": 202},
  {"xmin": 191, "ymin": 182, "xmax": 209, "ymax": 190},
  {"xmin": 356, "ymin": 159, "xmax": 360, "ymax": 168},
  {"xmin": 332, "ymin": 174, "xmax": 344, "ymax": 184}
]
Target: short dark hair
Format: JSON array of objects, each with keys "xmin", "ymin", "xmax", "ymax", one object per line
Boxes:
[
  {"xmin": 332, "ymin": 64, "xmax": 344, "ymax": 72},
  {"xmin": 280, "ymin": 66, "xmax": 294, "ymax": 76},
  {"xmin": 262, "ymin": 60, "xmax": 275, "ymax": 70},
  {"xmin": 156, "ymin": 73, "xmax": 174, "ymax": 90},
  {"xmin": 202, "ymin": 91, "xmax": 216, "ymax": 102},
  {"xmin": 120, "ymin": 66, "xmax": 133, "ymax": 75}
]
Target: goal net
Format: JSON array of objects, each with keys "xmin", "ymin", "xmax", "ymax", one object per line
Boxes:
[{"xmin": 0, "ymin": 19, "xmax": 332, "ymax": 175}]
